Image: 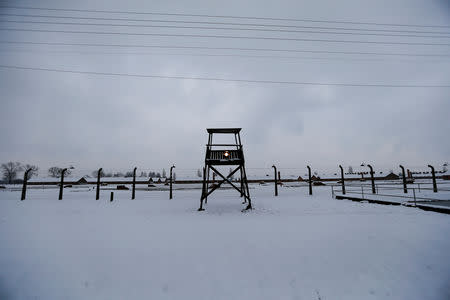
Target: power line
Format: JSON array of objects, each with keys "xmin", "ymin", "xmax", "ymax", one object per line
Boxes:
[
  {"xmin": 2, "ymin": 28, "xmax": 450, "ymax": 46},
  {"xmin": 2, "ymin": 19, "xmax": 449, "ymax": 39},
  {"xmin": 1, "ymin": 64, "xmax": 449, "ymax": 88},
  {"xmin": 2, "ymin": 48, "xmax": 443, "ymax": 63},
  {"xmin": 2, "ymin": 41, "xmax": 448, "ymax": 57},
  {"xmin": 1, "ymin": 5, "xmax": 449, "ymax": 28},
  {"xmin": 1, "ymin": 14, "xmax": 449, "ymax": 35}
]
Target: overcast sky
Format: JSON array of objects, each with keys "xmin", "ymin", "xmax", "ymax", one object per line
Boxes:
[{"xmin": 0, "ymin": 0, "xmax": 449, "ymax": 177}]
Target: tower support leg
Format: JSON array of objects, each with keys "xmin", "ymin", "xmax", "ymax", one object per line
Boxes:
[
  {"xmin": 205, "ymin": 166, "xmax": 210, "ymax": 204},
  {"xmin": 242, "ymin": 165, "xmax": 252, "ymax": 210}
]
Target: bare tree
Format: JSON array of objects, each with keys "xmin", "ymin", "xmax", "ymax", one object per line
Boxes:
[
  {"xmin": 348, "ymin": 166, "xmax": 354, "ymax": 174},
  {"xmin": 173, "ymin": 172, "xmax": 177, "ymax": 181},
  {"xmin": 1, "ymin": 162, "xmax": 23, "ymax": 183},
  {"xmin": 48, "ymin": 167, "xmax": 72, "ymax": 178},
  {"xmin": 23, "ymin": 164, "xmax": 39, "ymax": 180},
  {"xmin": 197, "ymin": 169, "xmax": 202, "ymax": 177},
  {"xmin": 48, "ymin": 167, "xmax": 59, "ymax": 178},
  {"xmin": 162, "ymin": 169, "xmax": 166, "ymax": 178}
]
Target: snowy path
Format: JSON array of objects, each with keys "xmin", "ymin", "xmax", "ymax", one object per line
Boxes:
[{"xmin": 0, "ymin": 185, "xmax": 449, "ymax": 299}]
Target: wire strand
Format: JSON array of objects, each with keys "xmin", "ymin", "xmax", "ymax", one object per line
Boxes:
[
  {"xmin": 1, "ymin": 19, "xmax": 449, "ymax": 39},
  {"xmin": 2, "ymin": 28, "xmax": 450, "ymax": 46},
  {"xmin": 2, "ymin": 5, "xmax": 449, "ymax": 28},
  {"xmin": 1, "ymin": 13, "xmax": 448, "ymax": 35},
  {"xmin": 1, "ymin": 40, "xmax": 448, "ymax": 57},
  {"xmin": 0, "ymin": 64, "xmax": 448, "ymax": 88},
  {"xmin": 1, "ymin": 48, "xmax": 444, "ymax": 63}
]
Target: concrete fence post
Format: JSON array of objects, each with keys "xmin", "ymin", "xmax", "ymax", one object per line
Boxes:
[
  {"xmin": 339, "ymin": 165, "xmax": 345, "ymax": 195},
  {"xmin": 58, "ymin": 168, "xmax": 68, "ymax": 200},
  {"xmin": 21, "ymin": 168, "xmax": 32, "ymax": 201},
  {"xmin": 170, "ymin": 165, "xmax": 175, "ymax": 199},
  {"xmin": 428, "ymin": 164, "xmax": 438, "ymax": 193},
  {"xmin": 399, "ymin": 165, "xmax": 407, "ymax": 194},
  {"xmin": 132, "ymin": 167, "xmax": 137, "ymax": 200},
  {"xmin": 307, "ymin": 165, "xmax": 312, "ymax": 195},
  {"xmin": 96, "ymin": 168, "xmax": 102, "ymax": 200},
  {"xmin": 367, "ymin": 164, "xmax": 376, "ymax": 194},
  {"xmin": 272, "ymin": 165, "xmax": 278, "ymax": 196}
]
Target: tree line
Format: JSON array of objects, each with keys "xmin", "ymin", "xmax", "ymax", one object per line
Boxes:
[
  {"xmin": 89, "ymin": 169, "xmax": 170, "ymax": 178},
  {"xmin": 1, "ymin": 162, "xmax": 175, "ymax": 184},
  {"xmin": 1, "ymin": 162, "xmax": 38, "ymax": 184}
]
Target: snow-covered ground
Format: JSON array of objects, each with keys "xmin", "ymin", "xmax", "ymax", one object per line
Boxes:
[{"xmin": 0, "ymin": 184, "xmax": 449, "ymax": 300}]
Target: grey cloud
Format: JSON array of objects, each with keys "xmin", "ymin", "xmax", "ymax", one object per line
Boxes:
[{"xmin": 0, "ymin": 0, "xmax": 449, "ymax": 174}]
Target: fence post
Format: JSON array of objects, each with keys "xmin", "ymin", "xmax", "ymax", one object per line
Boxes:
[
  {"xmin": 170, "ymin": 165, "xmax": 175, "ymax": 199},
  {"xmin": 110, "ymin": 191, "xmax": 114, "ymax": 202},
  {"xmin": 413, "ymin": 188, "xmax": 416, "ymax": 206},
  {"xmin": 399, "ymin": 165, "xmax": 407, "ymax": 193},
  {"xmin": 367, "ymin": 164, "xmax": 376, "ymax": 194},
  {"xmin": 331, "ymin": 185, "xmax": 334, "ymax": 198},
  {"xmin": 132, "ymin": 167, "xmax": 137, "ymax": 200},
  {"xmin": 21, "ymin": 168, "xmax": 32, "ymax": 200},
  {"xmin": 58, "ymin": 168, "xmax": 68, "ymax": 200},
  {"xmin": 272, "ymin": 165, "xmax": 278, "ymax": 196},
  {"xmin": 339, "ymin": 165, "xmax": 345, "ymax": 195},
  {"xmin": 361, "ymin": 184, "xmax": 364, "ymax": 199},
  {"xmin": 307, "ymin": 165, "xmax": 312, "ymax": 195},
  {"xmin": 428, "ymin": 164, "xmax": 438, "ymax": 193},
  {"xmin": 96, "ymin": 168, "xmax": 102, "ymax": 200}
]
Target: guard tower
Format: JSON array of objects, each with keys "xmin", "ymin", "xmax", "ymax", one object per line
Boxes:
[{"xmin": 198, "ymin": 128, "xmax": 252, "ymax": 211}]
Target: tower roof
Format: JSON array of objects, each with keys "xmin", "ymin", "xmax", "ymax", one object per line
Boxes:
[{"xmin": 206, "ymin": 128, "xmax": 241, "ymax": 134}]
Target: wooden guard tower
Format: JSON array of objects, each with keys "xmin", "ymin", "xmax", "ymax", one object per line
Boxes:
[{"xmin": 198, "ymin": 128, "xmax": 252, "ymax": 211}]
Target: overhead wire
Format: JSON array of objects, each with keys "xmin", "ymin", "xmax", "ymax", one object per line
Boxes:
[
  {"xmin": 0, "ymin": 5, "xmax": 448, "ymax": 88},
  {"xmin": 1, "ymin": 19, "xmax": 449, "ymax": 39},
  {"xmin": 2, "ymin": 28, "xmax": 450, "ymax": 46},
  {"xmin": 0, "ymin": 64, "xmax": 449, "ymax": 88},
  {"xmin": 1, "ymin": 13, "xmax": 449, "ymax": 35},
  {"xmin": 1, "ymin": 48, "xmax": 445, "ymax": 63},
  {"xmin": 1, "ymin": 40, "xmax": 448, "ymax": 57},
  {"xmin": 1, "ymin": 4, "xmax": 449, "ymax": 28}
]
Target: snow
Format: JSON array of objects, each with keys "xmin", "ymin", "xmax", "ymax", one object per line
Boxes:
[{"xmin": 0, "ymin": 184, "xmax": 449, "ymax": 300}]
